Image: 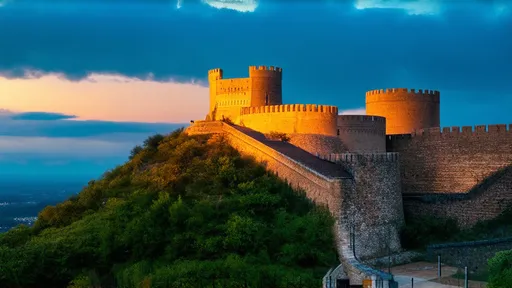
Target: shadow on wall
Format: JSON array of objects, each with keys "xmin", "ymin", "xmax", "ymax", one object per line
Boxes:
[{"xmin": 402, "ymin": 164, "xmax": 512, "ymax": 229}]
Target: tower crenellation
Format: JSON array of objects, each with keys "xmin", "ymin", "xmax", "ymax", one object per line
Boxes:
[
  {"xmin": 366, "ymin": 87, "xmax": 441, "ymax": 135},
  {"xmin": 366, "ymin": 88, "xmax": 440, "ymax": 97},
  {"xmin": 249, "ymin": 65, "xmax": 283, "ymax": 73},
  {"xmin": 208, "ymin": 68, "xmax": 223, "ymax": 79},
  {"xmin": 411, "ymin": 124, "xmax": 512, "ymax": 138}
]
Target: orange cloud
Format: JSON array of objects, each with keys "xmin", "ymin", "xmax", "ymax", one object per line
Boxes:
[{"xmin": 0, "ymin": 73, "xmax": 209, "ymax": 123}]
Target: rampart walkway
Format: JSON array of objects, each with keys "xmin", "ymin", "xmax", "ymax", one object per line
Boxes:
[{"xmin": 231, "ymin": 125, "xmax": 351, "ymax": 179}]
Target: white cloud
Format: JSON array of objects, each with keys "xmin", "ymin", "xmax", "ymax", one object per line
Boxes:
[
  {"xmin": 175, "ymin": 0, "xmax": 258, "ymax": 12},
  {"xmin": 202, "ymin": 0, "xmax": 258, "ymax": 12},
  {"xmin": 338, "ymin": 108, "xmax": 366, "ymax": 115},
  {"xmin": 354, "ymin": 0, "xmax": 441, "ymax": 15},
  {"xmin": 354, "ymin": 0, "xmax": 512, "ymax": 18}
]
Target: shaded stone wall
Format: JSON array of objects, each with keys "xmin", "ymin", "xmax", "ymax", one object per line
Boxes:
[
  {"xmin": 427, "ymin": 238, "xmax": 512, "ymax": 274},
  {"xmin": 403, "ymin": 165, "xmax": 512, "ymax": 228},
  {"xmin": 387, "ymin": 125, "xmax": 512, "ymax": 194},
  {"xmin": 320, "ymin": 153, "xmax": 405, "ymax": 260},
  {"xmin": 336, "ymin": 115, "xmax": 386, "ymax": 153},
  {"xmin": 287, "ymin": 134, "xmax": 347, "ymax": 156}
]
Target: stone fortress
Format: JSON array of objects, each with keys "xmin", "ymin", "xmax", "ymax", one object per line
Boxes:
[{"xmin": 187, "ymin": 65, "xmax": 512, "ymax": 284}]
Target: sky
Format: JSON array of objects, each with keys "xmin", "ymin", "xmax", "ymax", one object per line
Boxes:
[{"xmin": 0, "ymin": 0, "xmax": 511, "ymax": 181}]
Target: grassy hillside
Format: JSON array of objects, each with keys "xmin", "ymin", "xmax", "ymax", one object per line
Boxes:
[{"xmin": 0, "ymin": 129, "xmax": 338, "ymax": 288}]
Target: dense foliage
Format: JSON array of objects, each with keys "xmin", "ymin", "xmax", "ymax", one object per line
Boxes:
[
  {"xmin": 401, "ymin": 206, "xmax": 512, "ymax": 250},
  {"xmin": 487, "ymin": 249, "xmax": 512, "ymax": 288},
  {"xmin": 0, "ymin": 130, "xmax": 338, "ymax": 288},
  {"xmin": 400, "ymin": 214, "xmax": 460, "ymax": 250}
]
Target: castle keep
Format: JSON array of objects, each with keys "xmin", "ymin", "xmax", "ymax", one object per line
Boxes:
[{"xmin": 187, "ymin": 65, "xmax": 512, "ymax": 285}]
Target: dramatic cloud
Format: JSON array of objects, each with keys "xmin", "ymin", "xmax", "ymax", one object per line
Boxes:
[
  {"xmin": 354, "ymin": 0, "xmax": 441, "ymax": 15},
  {"xmin": 0, "ymin": 72, "xmax": 209, "ymax": 123},
  {"xmin": 0, "ymin": 107, "xmax": 187, "ymax": 179},
  {"xmin": 0, "ymin": 117, "xmax": 185, "ymax": 138},
  {"xmin": 10, "ymin": 112, "xmax": 77, "ymax": 121},
  {"xmin": 354, "ymin": 0, "xmax": 511, "ymax": 17},
  {"xmin": 0, "ymin": 1, "xmax": 509, "ymax": 102},
  {"xmin": 202, "ymin": 0, "xmax": 258, "ymax": 12}
]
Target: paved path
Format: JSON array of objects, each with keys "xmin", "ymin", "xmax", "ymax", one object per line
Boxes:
[
  {"xmin": 391, "ymin": 262, "xmax": 461, "ymax": 288},
  {"xmin": 394, "ymin": 275, "xmax": 459, "ymax": 288}
]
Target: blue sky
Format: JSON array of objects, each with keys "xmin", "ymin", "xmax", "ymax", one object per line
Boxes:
[{"xmin": 0, "ymin": 0, "xmax": 511, "ymax": 181}]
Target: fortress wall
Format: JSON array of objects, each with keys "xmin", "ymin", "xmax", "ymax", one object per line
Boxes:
[
  {"xmin": 211, "ymin": 78, "xmax": 252, "ymax": 121},
  {"xmin": 213, "ymin": 93, "xmax": 251, "ymax": 123},
  {"xmin": 287, "ymin": 134, "xmax": 347, "ymax": 156},
  {"xmin": 185, "ymin": 120, "xmax": 223, "ymax": 135},
  {"xmin": 216, "ymin": 78, "xmax": 251, "ymax": 94},
  {"xmin": 387, "ymin": 124, "xmax": 512, "ymax": 194},
  {"xmin": 187, "ymin": 121, "xmax": 344, "ymax": 216},
  {"xmin": 366, "ymin": 88, "xmax": 440, "ymax": 135},
  {"xmin": 403, "ymin": 165, "xmax": 512, "ymax": 228},
  {"xmin": 239, "ymin": 104, "xmax": 338, "ymax": 136},
  {"xmin": 337, "ymin": 115, "xmax": 386, "ymax": 152},
  {"xmin": 186, "ymin": 121, "xmax": 394, "ymax": 283},
  {"xmin": 222, "ymin": 123, "xmax": 344, "ymax": 215},
  {"xmin": 320, "ymin": 153, "xmax": 405, "ymax": 260}
]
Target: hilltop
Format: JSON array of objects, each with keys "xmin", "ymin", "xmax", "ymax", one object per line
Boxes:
[{"xmin": 0, "ymin": 129, "xmax": 338, "ymax": 288}]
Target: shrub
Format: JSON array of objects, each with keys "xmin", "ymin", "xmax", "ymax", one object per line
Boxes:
[
  {"xmin": 266, "ymin": 131, "xmax": 290, "ymax": 142},
  {"xmin": 487, "ymin": 250, "xmax": 512, "ymax": 288}
]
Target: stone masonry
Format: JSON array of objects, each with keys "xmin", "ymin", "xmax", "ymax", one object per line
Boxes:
[{"xmin": 185, "ymin": 65, "xmax": 512, "ymax": 285}]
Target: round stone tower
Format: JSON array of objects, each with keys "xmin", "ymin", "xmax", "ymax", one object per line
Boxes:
[
  {"xmin": 248, "ymin": 65, "xmax": 282, "ymax": 107},
  {"xmin": 365, "ymin": 88, "xmax": 440, "ymax": 135}
]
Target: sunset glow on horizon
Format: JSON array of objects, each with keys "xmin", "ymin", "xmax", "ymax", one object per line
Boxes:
[{"xmin": 0, "ymin": 73, "xmax": 209, "ymax": 123}]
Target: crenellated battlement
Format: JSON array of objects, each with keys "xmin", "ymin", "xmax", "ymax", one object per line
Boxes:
[
  {"xmin": 240, "ymin": 104, "xmax": 338, "ymax": 115},
  {"xmin": 411, "ymin": 124, "xmax": 512, "ymax": 137},
  {"xmin": 319, "ymin": 153, "xmax": 400, "ymax": 163},
  {"xmin": 366, "ymin": 88, "xmax": 440, "ymax": 104},
  {"xmin": 366, "ymin": 88, "xmax": 440, "ymax": 97},
  {"xmin": 208, "ymin": 68, "xmax": 223, "ymax": 75},
  {"xmin": 249, "ymin": 65, "xmax": 283, "ymax": 72},
  {"xmin": 337, "ymin": 115, "xmax": 386, "ymax": 123}
]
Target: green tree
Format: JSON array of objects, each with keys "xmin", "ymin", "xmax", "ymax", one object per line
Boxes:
[
  {"xmin": 0, "ymin": 129, "xmax": 338, "ymax": 287},
  {"xmin": 488, "ymin": 250, "xmax": 512, "ymax": 288}
]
